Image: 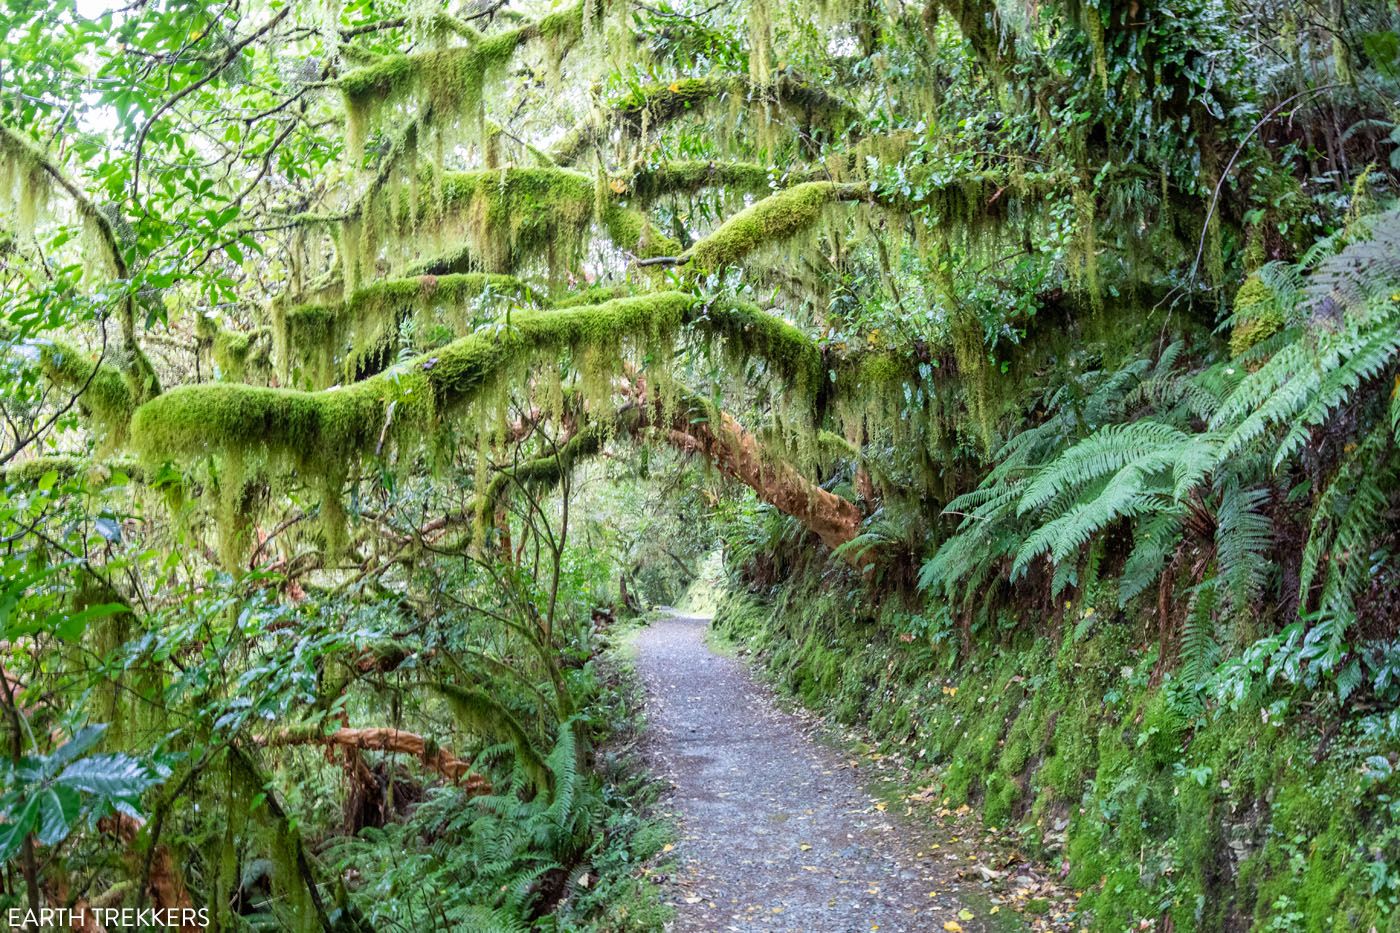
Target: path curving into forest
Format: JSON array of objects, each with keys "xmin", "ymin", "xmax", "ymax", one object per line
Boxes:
[{"xmin": 633, "ymin": 612, "xmax": 1006, "ymax": 933}]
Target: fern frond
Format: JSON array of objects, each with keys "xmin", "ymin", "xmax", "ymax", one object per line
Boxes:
[
  {"xmin": 1215, "ymin": 483, "xmax": 1273, "ymax": 613},
  {"xmin": 1017, "ymin": 421, "xmax": 1186, "ymax": 515},
  {"xmin": 1118, "ymin": 511, "xmax": 1185, "ymax": 606},
  {"xmin": 1272, "ymin": 317, "xmax": 1400, "ymax": 467}
]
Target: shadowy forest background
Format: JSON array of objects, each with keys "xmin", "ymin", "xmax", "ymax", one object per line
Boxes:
[{"xmin": 1, "ymin": 0, "xmax": 1400, "ymax": 928}]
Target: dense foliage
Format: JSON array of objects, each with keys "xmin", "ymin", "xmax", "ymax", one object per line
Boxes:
[{"xmin": 2, "ymin": 0, "xmax": 1399, "ymax": 927}]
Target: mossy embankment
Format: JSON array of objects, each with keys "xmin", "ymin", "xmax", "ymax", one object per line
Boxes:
[{"xmin": 713, "ymin": 577, "xmax": 1400, "ymax": 931}]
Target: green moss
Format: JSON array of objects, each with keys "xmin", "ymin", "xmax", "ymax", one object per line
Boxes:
[
  {"xmin": 133, "ymin": 293, "xmax": 694, "ymax": 554},
  {"xmin": 212, "ymin": 327, "xmax": 272, "ymax": 383},
  {"xmin": 134, "ymin": 290, "xmax": 838, "ymax": 562},
  {"xmin": 601, "ymin": 204, "xmax": 684, "ymax": 260},
  {"xmin": 686, "ymin": 181, "xmax": 859, "ymax": 271},
  {"xmin": 0, "ymin": 454, "xmax": 142, "ymax": 488},
  {"xmin": 622, "ymin": 161, "xmax": 787, "ymax": 202},
  {"xmin": 39, "ymin": 340, "xmax": 137, "ymax": 448},
  {"xmin": 340, "ymin": 4, "xmax": 584, "ymax": 162},
  {"xmin": 1229, "ymin": 273, "xmax": 1284, "ymax": 358},
  {"xmin": 386, "ymin": 168, "xmax": 595, "ymax": 276},
  {"xmin": 698, "ymin": 299, "xmax": 823, "ymax": 390}
]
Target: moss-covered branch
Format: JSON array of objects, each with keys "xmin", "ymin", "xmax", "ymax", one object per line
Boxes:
[
  {"xmin": 0, "ymin": 454, "xmax": 143, "ymax": 488},
  {"xmin": 617, "ymin": 160, "xmax": 812, "ymax": 202},
  {"xmin": 333, "ymin": 167, "xmax": 595, "ymax": 287},
  {"xmin": 132, "ymin": 292, "xmax": 697, "ymax": 476},
  {"xmin": 685, "ymin": 181, "xmax": 864, "ymax": 271}
]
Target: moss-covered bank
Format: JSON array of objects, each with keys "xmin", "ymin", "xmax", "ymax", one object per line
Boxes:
[{"xmin": 714, "ymin": 578, "xmax": 1400, "ymax": 931}]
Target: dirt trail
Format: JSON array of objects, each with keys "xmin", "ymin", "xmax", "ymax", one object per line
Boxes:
[{"xmin": 633, "ymin": 611, "xmax": 1010, "ymax": 933}]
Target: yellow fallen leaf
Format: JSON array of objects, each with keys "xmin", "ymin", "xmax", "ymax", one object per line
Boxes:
[
  {"xmin": 990, "ymin": 906, "xmax": 1000, "ymax": 914},
  {"xmin": 875, "ymin": 801, "xmax": 888, "ymax": 811},
  {"xmin": 943, "ymin": 923, "xmax": 963, "ymax": 932},
  {"xmin": 799, "ymin": 842, "xmax": 812, "ymax": 851},
  {"xmin": 662, "ymin": 843, "xmax": 674, "ymax": 853},
  {"xmin": 958, "ymin": 909, "xmax": 975, "ymax": 921}
]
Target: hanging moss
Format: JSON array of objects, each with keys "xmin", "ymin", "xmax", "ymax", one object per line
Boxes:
[
  {"xmin": 0, "ymin": 133, "xmax": 50, "ymax": 240},
  {"xmin": 340, "ymin": 3, "xmax": 585, "ymax": 163},
  {"xmin": 749, "ymin": 0, "xmax": 774, "ymax": 86},
  {"xmin": 133, "ymin": 292, "xmax": 693, "ymax": 555},
  {"xmin": 349, "ymin": 167, "xmax": 595, "ymax": 277},
  {"xmin": 38, "ymin": 340, "xmax": 138, "ymax": 448},
  {"xmin": 427, "ymin": 168, "xmax": 595, "ymax": 273},
  {"xmin": 280, "ymin": 272, "xmax": 536, "ymax": 388},
  {"xmin": 0, "ymin": 454, "xmax": 143, "ymax": 488},
  {"xmin": 698, "ymin": 298, "xmax": 823, "ymax": 390},
  {"xmin": 212, "ymin": 327, "xmax": 273, "ymax": 384},
  {"xmin": 553, "ymin": 75, "xmax": 860, "ymax": 165}
]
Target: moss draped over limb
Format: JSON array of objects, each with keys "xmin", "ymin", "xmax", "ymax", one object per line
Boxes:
[
  {"xmin": 552, "ymin": 73, "xmax": 863, "ymax": 165},
  {"xmin": 338, "ymin": 2, "xmax": 585, "ymax": 161},
  {"xmin": 133, "ymin": 292, "xmax": 696, "ymax": 470},
  {"xmin": 617, "ymin": 160, "xmax": 816, "ymax": 202},
  {"xmin": 130, "ymin": 290, "xmax": 845, "ymax": 563},
  {"xmin": 684, "ymin": 181, "xmax": 863, "ymax": 271},
  {"xmin": 131, "ymin": 290, "xmax": 837, "ymax": 471},
  {"xmin": 636, "ymin": 170, "xmax": 1038, "ymax": 274},
  {"xmin": 38, "ymin": 340, "xmax": 138, "ymax": 447},
  {"xmin": 0, "ymin": 454, "xmax": 143, "ymax": 487}
]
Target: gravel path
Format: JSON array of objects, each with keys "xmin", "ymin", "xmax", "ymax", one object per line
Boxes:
[{"xmin": 633, "ymin": 612, "xmax": 1005, "ymax": 933}]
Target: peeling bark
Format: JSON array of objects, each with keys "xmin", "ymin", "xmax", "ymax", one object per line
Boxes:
[
  {"xmin": 662, "ymin": 410, "xmax": 861, "ymax": 558},
  {"xmin": 264, "ymin": 727, "xmax": 491, "ymax": 792}
]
